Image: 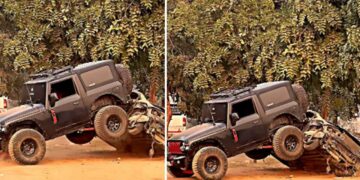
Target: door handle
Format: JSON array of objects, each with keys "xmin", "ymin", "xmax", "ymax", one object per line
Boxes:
[{"xmin": 73, "ymin": 102, "xmax": 79, "ymax": 105}]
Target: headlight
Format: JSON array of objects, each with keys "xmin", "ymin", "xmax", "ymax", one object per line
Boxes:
[
  {"xmin": 0, "ymin": 126, "xmax": 5, "ymax": 132},
  {"xmin": 179, "ymin": 142, "xmax": 190, "ymax": 152}
]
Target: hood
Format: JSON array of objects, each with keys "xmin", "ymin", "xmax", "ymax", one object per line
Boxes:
[
  {"xmin": 0, "ymin": 104, "xmax": 45, "ymax": 124},
  {"xmin": 170, "ymin": 122, "xmax": 226, "ymax": 143}
]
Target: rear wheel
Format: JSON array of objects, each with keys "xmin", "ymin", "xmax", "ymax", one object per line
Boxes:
[
  {"xmin": 273, "ymin": 125, "xmax": 304, "ymax": 161},
  {"xmin": 8, "ymin": 129, "xmax": 46, "ymax": 165},
  {"xmin": 66, "ymin": 131, "xmax": 95, "ymax": 145},
  {"xmin": 192, "ymin": 147, "xmax": 228, "ymax": 180},
  {"xmin": 94, "ymin": 105, "xmax": 129, "ymax": 142},
  {"xmin": 245, "ymin": 149, "xmax": 271, "ymax": 160},
  {"xmin": 168, "ymin": 167, "xmax": 194, "ymax": 178}
]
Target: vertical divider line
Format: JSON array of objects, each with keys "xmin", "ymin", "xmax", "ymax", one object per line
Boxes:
[{"xmin": 164, "ymin": 0, "xmax": 168, "ymax": 179}]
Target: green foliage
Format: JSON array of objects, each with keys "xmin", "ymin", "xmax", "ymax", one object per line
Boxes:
[
  {"xmin": 0, "ymin": 0, "xmax": 164, "ymax": 99},
  {"xmin": 169, "ymin": 0, "xmax": 360, "ymax": 118}
]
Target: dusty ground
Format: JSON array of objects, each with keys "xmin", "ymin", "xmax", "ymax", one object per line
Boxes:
[
  {"xmin": 168, "ymin": 154, "xmax": 360, "ymax": 180},
  {"xmin": 0, "ymin": 137, "xmax": 164, "ymax": 180}
]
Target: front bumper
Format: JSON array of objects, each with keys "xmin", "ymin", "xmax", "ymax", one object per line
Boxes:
[{"xmin": 167, "ymin": 154, "xmax": 187, "ymax": 168}]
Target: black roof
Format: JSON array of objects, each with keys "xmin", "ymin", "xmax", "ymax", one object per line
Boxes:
[
  {"xmin": 26, "ymin": 60, "xmax": 114, "ymax": 84},
  {"xmin": 206, "ymin": 81, "xmax": 290, "ymax": 103}
]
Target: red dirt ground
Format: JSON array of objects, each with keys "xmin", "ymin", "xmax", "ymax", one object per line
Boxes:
[
  {"xmin": 168, "ymin": 154, "xmax": 359, "ymax": 180},
  {"xmin": 0, "ymin": 137, "xmax": 164, "ymax": 180}
]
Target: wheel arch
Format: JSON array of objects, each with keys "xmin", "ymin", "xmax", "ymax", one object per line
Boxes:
[
  {"xmin": 190, "ymin": 138, "xmax": 228, "ymax": 157},
  {"xmin": 269, "ymin": 113, "xmax": 303, "ymax": 130},
  {"xmin": 7, "ymin": 120, "xmax": 46, "ymax": 138}
]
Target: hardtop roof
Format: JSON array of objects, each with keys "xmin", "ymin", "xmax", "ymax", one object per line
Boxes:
[
  {"xmin": 205, "ymin": 81, "xmax": 290, "ymax": 104},
  {"xmin": 25, "ymin": 60, "xmax": 114, "ymax": 84}
]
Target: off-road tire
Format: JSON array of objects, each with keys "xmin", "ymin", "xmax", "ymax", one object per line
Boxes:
[
  {"xmin": 192, "ymin": 146, "xmax": 228, "ymax": 180},
  {"xmin": 66, "ymin": 131, "xmax": 95, "ymax": 145},
  {"xmin": 291, "ymin": 84, "xmax": 309, "ymax": 114},
  {"xmin": 129, "ymin": 123, "xmax": 144, "ymax": 136},
  {"xmin": 8, "ymin": 129, "xmax": 46, "ymax": 165},
  {"xmin": 304, "ymin": 139, "xmax": 320, "ymax": 151},
  {"xmin": 94, "ymin": 105, "xmax": 129, "ymax": 142},
  {"xmin": 115, "ymin": 64, "xmax": 133, "ymax": 93},
  {"xmin": 245, "ymin": 149, "xmax": 271, "ymax": 160},
  {"xmin": 273, "ymin": 125, "xmax": 304, "ymax": 161},
  {"xmin": 168, "ymin": 167, "xmax": 194, "ymax": 178}
]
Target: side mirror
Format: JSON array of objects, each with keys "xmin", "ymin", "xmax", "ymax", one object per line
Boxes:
[
  {"xmin": 49, "ymin": 93, "xmax": 59, "ymax": 107},
  {"xmin": 230, "ymin": 113, "xmax": 240, "ymax": 125}
]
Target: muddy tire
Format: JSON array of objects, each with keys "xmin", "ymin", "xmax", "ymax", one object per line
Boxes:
[
  {"xmin": 168, "ymin": 167, "xmax": 194, "ymax": 178},
  {"xmin": 304, "ymin": 139, "xmax": 320, "ymax": 151},
  {"xmin": 8, "ymin": 129, "xmax": 46, "ymax": 165},
  {"xmin": 273, "ymin": 125, "xmax": 304, "ymax": 161},
  {"xmin": 245, "ymin": 149, "xmax": 271, "ymax": 160},
  {"xmin": 192, "ymin": 147, "xmax": 228, "ymax": 180},
  {"xmin": 291, "ymin": 84, "xmax": 309, "ymax": 113},
  {"xmin": 66, "ymin": 131, "xmax": 95, "ymax": 145},
  {"xmin": 115, "ymin": 64, "xmax": 133, "ymax": 93},
  {"xmin": 94, "ymin": 105, "xmax": 129, "ymax": 142},
  {"xmin": 128, "ymin": 123, "xmax": 144, "ymax": 136}
]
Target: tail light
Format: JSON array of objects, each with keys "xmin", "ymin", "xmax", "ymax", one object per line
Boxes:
[
  {"xmin": 182, "ymin": 116, "xmax": 187, "ymax": 126},
  {"xmin": 3, "ymin": 99, "xmax": 7, "ymax": 109}
]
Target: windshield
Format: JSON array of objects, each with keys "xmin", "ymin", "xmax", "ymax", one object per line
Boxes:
[
  {"xmin": 20, "ymin": 83, "xmax": 46, "ymax": 105},
  {"xmin": 201, "ymin": 103, "xmax": 227, "ymax": 123}
]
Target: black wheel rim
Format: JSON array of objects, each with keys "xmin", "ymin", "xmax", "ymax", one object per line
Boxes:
[
  {"xmin": 107, "ymin": 115, "xmax": 121, "ymax": 132},
  {"xmin": 204, "ymin": 156, "xmax": 220, "ymax": 174},
  {"xmin": 285, "ymin": 135, "xmax": 298, "ymax": 152},
  {"xmin": 20, "ymin": 139, "xmax": 37, "ymax": 157}
]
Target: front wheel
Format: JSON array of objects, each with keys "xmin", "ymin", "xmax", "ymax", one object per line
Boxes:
[
  {"xmin": 8, "ymin": 129, "xmax": 46, "ymax": 165},
  {"xmin": 168, "ymin": 167, "xmax": 194, "ymax": 178},
  {"xmin": 192, "ymin": 146, "xmax": 228, "ymax": 180}
]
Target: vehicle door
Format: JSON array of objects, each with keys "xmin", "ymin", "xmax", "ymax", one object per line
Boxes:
[
  {"xmin": 49, "ymin": 76, "xmax": 88, "ymax": 133},
  {"xmin": 229, "ymin": 97, "xmax": 267, "ymax": 149}
]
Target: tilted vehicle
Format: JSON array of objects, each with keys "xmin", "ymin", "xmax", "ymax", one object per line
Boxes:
[
  {"xmin": 167, "ymin": 81, "xmax": 309, "ymax": 179},
  {"xmin": 0, "ymin": 60, "xmax": 133, "ymax": 164},
  {"xmin": 303, "ymin": 110, "xmax": 360, "ymax": 176}
]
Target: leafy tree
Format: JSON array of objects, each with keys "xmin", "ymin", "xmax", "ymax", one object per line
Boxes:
[
  {"xmin": 169, "ymin": 0, "xmax": 360, "ymax": 119},
  {"xmin": 0, "ymin": 0, "xmax": 164, "ymax": 102}
]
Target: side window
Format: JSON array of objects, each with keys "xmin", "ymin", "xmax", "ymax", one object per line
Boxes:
[
  {"xmin": 232, "ymin": 99, "xmax": 257, "ymax": 122},
  {"xmin": 259, "ymin": 87, "xmax": 290, "ymax": 108},
  {"xmin": 51, "ymin": 79, "xmax": 76, "ymax": 100},
  {"xmin": 80, "ymin": 66, "xmax": 114, "ymax": 88}
]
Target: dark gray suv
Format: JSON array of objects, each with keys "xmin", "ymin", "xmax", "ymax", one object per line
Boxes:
[
  {"xmin": 0, "ymin": 60, "xmax": 132, "ymax": 165},
  {"xmin": 167, "ymin": 81, "xmax": 309, "ymax": 179}
]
